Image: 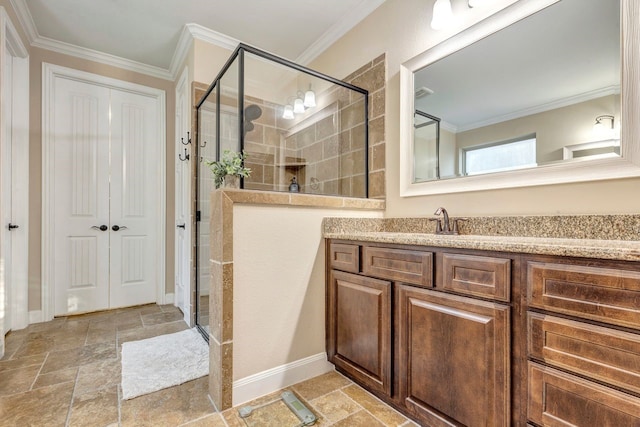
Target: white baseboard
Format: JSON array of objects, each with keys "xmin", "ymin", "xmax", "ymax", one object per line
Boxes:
[
  {"xmin": 232, "ymin": 353, "xmax": 334, "ymax": 406},
  {"xmin": 29, "ymin": 310, "xmax": 43, "ymax": 324}
]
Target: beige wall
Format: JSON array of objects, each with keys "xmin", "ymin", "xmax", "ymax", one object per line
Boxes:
[
  {"xmin": 232, "ymin": 204, "xmax": 382, "ymax": 381},
  {"xmin": 310, "ymin": 0, "xmax": 640, "ymax": 216},
  {"xmin": 27, "ymin": 47, "xmax": 176, "ymax": 311}
]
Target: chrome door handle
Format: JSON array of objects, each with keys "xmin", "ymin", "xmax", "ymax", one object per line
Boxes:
[
  {"xmin": 8, "ymin": 223, "xmax": 19, "ymax": 230},
  {"xmin": 91, "ymin": 225, "xmax": 108, "ymax": 231},
  {"xmin": 177, "ymin": 223, "xmax": 186, "ymax": 229},
  {"xmin": 112, "ymin": 225, "xmax": 128, "ymax": 231}
]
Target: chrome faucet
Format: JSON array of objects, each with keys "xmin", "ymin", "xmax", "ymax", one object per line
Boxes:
[{"xmin": 432, "ymin": 207, "xmax": 465, "ymax": 235}]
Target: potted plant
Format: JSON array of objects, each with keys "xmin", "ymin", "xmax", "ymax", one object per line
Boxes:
[{"xmin": 206, "ymin": 149, "xmax": 251, "ymax": 189}]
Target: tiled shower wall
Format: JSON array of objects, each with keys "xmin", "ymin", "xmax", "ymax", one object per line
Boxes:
[{"xmin": 242, "ymin": 54, "xmax": 387, "ymax": 198}]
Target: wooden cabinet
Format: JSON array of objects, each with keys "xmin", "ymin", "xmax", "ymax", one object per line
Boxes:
[
  {"xmin": 525, "ymin": 256, "xmax": 640, "ymax": 426},
  {"xmin": 327, "ymin": 240, "xmax": 640, "ymax": 427},
  {"xmin": 397, "ymin": 285, "xmax": 510, "ymax": 427},
  {"xmin": 326, "ymin": 270, "xmax": 392, "ymax": 395},
  {"xmin": 327, "ymin": 241, "xmax": 512, "ymax": 425}
]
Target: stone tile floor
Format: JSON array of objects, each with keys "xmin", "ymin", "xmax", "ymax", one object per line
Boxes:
[{"xmin": 0, "ymin": 304, "xmax": 418, "ymax": 427}]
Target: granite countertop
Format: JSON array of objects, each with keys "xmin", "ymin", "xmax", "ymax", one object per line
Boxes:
[{"xmin": 323, "ymin": 219, "xmax": 640, "ymax": 262}]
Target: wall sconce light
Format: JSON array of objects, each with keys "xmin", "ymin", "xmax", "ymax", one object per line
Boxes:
[{"xmin": 431, "ymin": 0, "xmax": 454, "ymax": 30}]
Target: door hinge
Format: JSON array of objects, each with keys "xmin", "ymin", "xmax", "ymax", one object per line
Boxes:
[{"xmin": 196, "ymin": 211, "xmax": 201, "ymax": 222}]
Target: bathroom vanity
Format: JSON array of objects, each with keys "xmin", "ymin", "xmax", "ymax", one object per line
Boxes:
[{"xmin": 324, "ymin": 220, "xmax": 640, "ymax": 426}]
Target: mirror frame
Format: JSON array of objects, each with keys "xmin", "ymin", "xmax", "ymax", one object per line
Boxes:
[{"xmin": 399, "ymin": 0, "xmax": 640, "ymax": 196}]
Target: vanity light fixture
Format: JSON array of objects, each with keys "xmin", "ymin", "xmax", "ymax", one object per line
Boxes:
[
  {"xmin": 293, "ymin": 97, "xmax": 305, "ymax": 114},
  {"xmin": 431, "ymin": 0, "xmax": 454, "ymax": 30},
  {"xmin": 282, "ymin": 104, "xmax": 295, "ymax": 120},
  {"xmin": 303, "ymin": 86, "xmax": 316, "ymax": 108}
]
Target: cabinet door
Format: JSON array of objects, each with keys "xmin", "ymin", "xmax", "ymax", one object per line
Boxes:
[
  {"xmin": 327, "ymin": 270, "xmax": 392, "ymax": 395},
  {"xmin": 397, "ymin": 285, "xmax": 510, "ymax": 427}
]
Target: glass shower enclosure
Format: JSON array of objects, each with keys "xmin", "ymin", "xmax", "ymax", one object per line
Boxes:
[{"xmin": 194, "ymin": 43, "xmax": 369, "ymax": 338}]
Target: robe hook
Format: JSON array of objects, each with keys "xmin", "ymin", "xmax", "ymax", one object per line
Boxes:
[
  {"xmin": 181, "ymin": 131, "xmax": 191, "ymax": 145},
  {"xmin": 179, "ymin": 147, "xmax": 190, "ymax": 161}
]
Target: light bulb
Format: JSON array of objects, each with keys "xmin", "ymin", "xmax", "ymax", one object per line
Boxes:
[
  {"xmin": 431, "ymin": 0, "xmax": 454, "ymax": 30},
  {"xmin": 282, "ymin": 105, "xmax": 294, "ymax": 120},
  {"xmin": 303, "ymin": 89, "xmax": 316, "ymax": 108},
  {"xmin": 293, "ymin": 98, "xmax": 305, "ymax": 114}
]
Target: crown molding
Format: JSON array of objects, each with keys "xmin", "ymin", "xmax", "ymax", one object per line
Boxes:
[
  {"xmin": 169, "ymin": 23, "xmax": 240, "ymax": 79},
  {"xmin": 32, "ymin": 36, "xmax": 173, "ymax": 80},
  {"xmin": 9, "ymin": 0, "xmax": 36, "ymax": 43},
  {"xmin": 295, "ymin": 0, "xmax": 386, "ymax": 65}
]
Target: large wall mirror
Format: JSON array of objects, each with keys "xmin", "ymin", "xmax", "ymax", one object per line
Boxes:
[{"xmin": 399, "ymin": 0, "xmax": 640, "ymax": 196}]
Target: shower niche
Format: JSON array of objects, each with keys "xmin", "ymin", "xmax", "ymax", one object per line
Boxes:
[{"xmin": 194, "ymin": 44, "xmax": 370, "ymax": 337}]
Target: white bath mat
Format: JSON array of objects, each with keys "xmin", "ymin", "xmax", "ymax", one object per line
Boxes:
[{"xmin": 121, "ymin": 328, "xmax": 209, "ymax": 400}]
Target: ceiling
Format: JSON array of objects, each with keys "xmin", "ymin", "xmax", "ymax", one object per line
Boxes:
[{"xmin": 13, "ymin": 0, "xmax": 385, "ymax": 79}]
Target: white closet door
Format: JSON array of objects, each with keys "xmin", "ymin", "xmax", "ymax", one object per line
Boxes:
[
  {"xmin": 1, "ymin": 51, "xmax": 13, "ymax": 334},
  {"xmin": 53, "ymin": 78, "xmax": 111, "ymax": 315},
  {"xmin": 108, "ymin": 89, "xmax": 159, "ymax": 308}
]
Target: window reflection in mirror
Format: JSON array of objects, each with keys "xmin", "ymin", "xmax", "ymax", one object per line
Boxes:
[{"xmin": 413, "ymin": 0, "xmax": 620, "ymax": 183}]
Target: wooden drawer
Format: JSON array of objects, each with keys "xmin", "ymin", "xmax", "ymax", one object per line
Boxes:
[
  {"xmin": 528, "ymin": 312, "xmax": 640, "ymax": 395},
  {"xmin": 362, "ymin": 246, "xmax": 432, "ymax": 287},
  {"xmin": 439, "ymin": 253, "xmax": 511, "ymax": 301},
  {"xmin": 329, "ymin": 242, "xmax": 360, "ymax": 273},
  {"xmin": 527, "ymin": 261, "xmax": 640, "ymax": 330},
  {"xmin": 528, "ymin": 362, "xmax": 640, "ymax": 426}
]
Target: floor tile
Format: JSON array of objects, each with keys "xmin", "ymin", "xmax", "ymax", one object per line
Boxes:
[
  {"xmin": 68, "ymin": 386, "xmax": 119, "ymax": 427},
  {"xmin": 41, "ymin": 341, "xmax": 117, "ymax": 374},
  {"xmin": 120, "ymin": 377, "xmax": 215, "ymax": 427},
  {"xmin": 311, "ymin": 390, "xmax": 362, "ymax": 423},
  {"xmin": 342, "ymin": 384, "xmax": 410, "ymax": 426},
  {"xmin": 0, "ymin": 353, "xmax": 46, "ymax": 373},
  {"xmin": 180, "ymin": 413, "xmax": 227, "ymax": 426},
  {"xmin": 33, "ymin": 366, "xmax": 78, "ymax": 390},
  {"xmin": 141, "ymin": 310, "xmax": 184, "ymax": 326},
  {"xmin": 332, "ymin": 409, "xmax": 386, "ymax": 426},
  {"xmin": 292, "ymin": 371, "xmax": 352, "ymax": 401},
  {"xmin": 0, "ymin": 381, "xmax": 74, "ymax": 426},
  {"xmin": 0, "ymin": 364, "xmax": 41, "ymax": 397},
  {"xmin": 74, "ymin": 358, "xmax": 121, "ymax": 395}
]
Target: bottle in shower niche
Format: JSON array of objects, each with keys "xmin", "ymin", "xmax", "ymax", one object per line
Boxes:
[{"xmin": 289, "ymin": 176, "xmax": 300, "ymax": 193}]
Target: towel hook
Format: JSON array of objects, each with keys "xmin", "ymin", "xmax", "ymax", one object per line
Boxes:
[
  {"xmin": 178, "ymin": 147, "xmax": 190, "ymax": 161},
  {"xmin": 181, "ymin": 131, "xmax": 191, "ymax": 145}
]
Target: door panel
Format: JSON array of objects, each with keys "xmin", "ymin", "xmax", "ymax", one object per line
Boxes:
[
  {"xmin": 109, "ymin": 89, "xmax": 158, "ymax": 308},
  {"xmin": 53, "ymin": 78, "xmax": 110, "ymax": 315}
]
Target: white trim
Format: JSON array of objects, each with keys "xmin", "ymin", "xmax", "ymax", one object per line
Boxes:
[
  {"xmin": 42, "ymin": 63, "xmax": 167, "ymax": 321},
  {"xmin": 0, "ymin": 7, "xmax": 29, "ymax": 330},
  {"xmin": 28, "ymin": 310, "xmax": 43, "ymax": 324},
  {"xmin": 32, "ymin": 36, "xmax": 173, "ymax": 81},
  {"xmin": 232, "ymin": 353, "xmax": 334, "ymax": 406},
  {"xmin": 8, "ymin": 0, "xmax": 36, "ymax": 45},
  {"xmin": 295, "ymin": 0, "xmax": 386, "ymax": 65},
  {"xmin": 174, "ymin": 66, "xmax": 192, "ymax": 324},
  {"xmin": 400, "ymin": 0, "xmax": 640, "ymax": 196}
]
